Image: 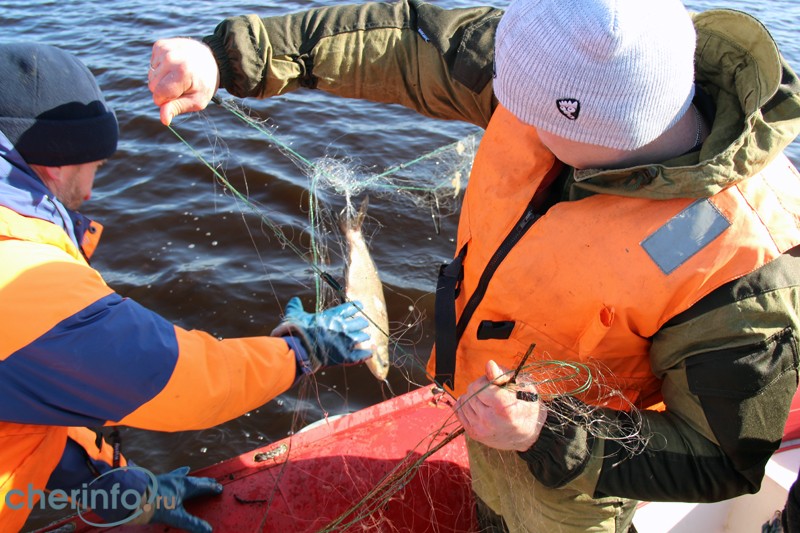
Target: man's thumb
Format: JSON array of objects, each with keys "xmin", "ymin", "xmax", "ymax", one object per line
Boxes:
[
  {"xmin": 485, "ymin": 359, "xmax": 509, "ymax": 385},
  {"xmin": 160, "ymin": 103, "xmax": 176, "ymax": 126}
]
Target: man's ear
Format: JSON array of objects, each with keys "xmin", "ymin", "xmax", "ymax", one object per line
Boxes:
[{"xmin": 28, "ymin": 164, "xmax": 65, "ymax": 190}]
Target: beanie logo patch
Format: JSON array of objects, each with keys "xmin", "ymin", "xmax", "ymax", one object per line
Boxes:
[{"xmin": 556, "ymin": 99, "xmax": 580, "ymax": 120}]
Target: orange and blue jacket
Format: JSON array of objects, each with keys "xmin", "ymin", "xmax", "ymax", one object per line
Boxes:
[{"xmin": 0, "ymin": 132, "xmax": 300, "ymax": 529}]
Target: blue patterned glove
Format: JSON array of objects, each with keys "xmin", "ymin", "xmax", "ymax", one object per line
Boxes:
[
  {"xmin": 149, "ymin": 467, "xmax": 222, "ymax": 533},
  {"xmin": 273, "ymin": 296, "xmax": 371, "ymax": 373}
]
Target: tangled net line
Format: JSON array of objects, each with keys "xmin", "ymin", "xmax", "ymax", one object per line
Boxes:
[
  {"xmin": 168, "ymin": 96, "xmax": 479, "ymax": 372},
  {"xmin": 318, "ymin": 344, "xmax": 650, "ymax": 531}
]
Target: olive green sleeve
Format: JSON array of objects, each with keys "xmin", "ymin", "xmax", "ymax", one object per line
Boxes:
[
  {"xmin": 520, "ymin": 250, "xmax": 800, "ymax": 502},
  {"xmin": 202, "ymin": 0, "xmax": 501, "ymax": 128}
]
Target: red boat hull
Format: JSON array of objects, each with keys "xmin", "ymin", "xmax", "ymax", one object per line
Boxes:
[
  {"xmin": 38, "ymin": 387, "xmax": 800, "ymax": 532},
  {"xmin": 40, "ymin": 386, "xmax": 476, "ymax": 532}
]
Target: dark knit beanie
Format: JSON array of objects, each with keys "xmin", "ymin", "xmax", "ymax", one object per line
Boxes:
[{"xmin": 0, "ymin": 43, "xmax": 118, "ymax": 166}]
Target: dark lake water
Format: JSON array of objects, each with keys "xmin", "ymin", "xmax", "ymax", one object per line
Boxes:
[{"xmin": 3, "ymin": 0, "xmax": 797, "ymax": 529}]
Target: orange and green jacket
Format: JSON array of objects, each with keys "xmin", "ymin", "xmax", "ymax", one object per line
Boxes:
[{"xmin": 0, "ymin": 133, "xmax": 298, "ymax": 529}]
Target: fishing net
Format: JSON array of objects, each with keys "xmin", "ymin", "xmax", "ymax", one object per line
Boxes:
[
  {"xmin": 157, "ymin": 97, "xmax": 652, "ymax": 533},
  {"xmin": 213, "ymin": 96, "xmax": 475, "ymax": 220},
  {"xmin": 168, "ymin": 96, "xmax": 480, "ymax": 378}
]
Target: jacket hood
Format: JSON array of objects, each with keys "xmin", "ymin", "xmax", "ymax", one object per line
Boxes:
[
  {"xmin": 571, "ymin": 9, "xmax": 800, "ymax": 200},
  {"xmin": 0, "ymin": 129, "xmax": 91, "ymax": 250}
]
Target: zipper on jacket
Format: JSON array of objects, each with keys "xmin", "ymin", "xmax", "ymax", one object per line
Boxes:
[
  {"xmin": 454, "ymin": 200, "xmax": 540, "ymax": 343},
  {"xmin": 453, "ymin": 161, "xmax": 563, "ymax": 344}
]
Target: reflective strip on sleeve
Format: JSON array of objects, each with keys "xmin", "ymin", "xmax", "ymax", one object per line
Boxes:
[{"xmin": 0, "ymin": 294, "xmax": 178, "ymax": 426}]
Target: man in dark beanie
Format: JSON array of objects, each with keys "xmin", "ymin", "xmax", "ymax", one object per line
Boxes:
[
  {"xmin": 0, "ymin": 43, "xmax": 118, "ymax": 170},
  {"xmin": 0, "ymin": 43, "xmax": 374, "ymax": 532}
]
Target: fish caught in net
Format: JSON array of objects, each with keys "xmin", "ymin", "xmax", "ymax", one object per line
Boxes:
[{"xmin": 156, "ymin": 99, "xmax": 654, "ymax": 533}]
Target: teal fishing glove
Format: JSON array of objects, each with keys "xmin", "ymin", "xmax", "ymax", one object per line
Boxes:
[
  {"xmin": 149, "ymin": 467, "xmax": 222, "ymax": 533},
  {"xmin": 273, "ymin": 296, "xmax": 371, "ymax": 374}
]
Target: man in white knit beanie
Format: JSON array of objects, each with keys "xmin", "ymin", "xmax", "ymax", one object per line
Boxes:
[
  {"xmin": 494, "ymin": 0, "xmax": 703, "ymax": 168},
  {"xmin": 149, "ymin": 0, "xmax": 800, "ymax": 531}
]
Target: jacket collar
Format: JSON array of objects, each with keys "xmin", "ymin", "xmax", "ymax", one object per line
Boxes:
[
  {"xmin": 0, "ymin": 130, "xmax": 95, "ymax": 254},
  {"xmin": 568, "ymin": 9, "xmax": 800, "ymax": 201}
]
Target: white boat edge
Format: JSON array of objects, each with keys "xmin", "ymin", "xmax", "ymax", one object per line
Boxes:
[{"xmin": 632, "ymin": 439, "xmax": 800, "ymax": 532}]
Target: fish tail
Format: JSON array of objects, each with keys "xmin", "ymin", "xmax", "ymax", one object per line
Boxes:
[{"xmin": 340, "ymin": 196, "xmax": 369, "ymax": 233}]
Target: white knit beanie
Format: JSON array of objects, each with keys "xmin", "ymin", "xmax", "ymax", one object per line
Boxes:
[{"xmin": 494, "ymin": 0, "xmax": 697, "ymax": 151}]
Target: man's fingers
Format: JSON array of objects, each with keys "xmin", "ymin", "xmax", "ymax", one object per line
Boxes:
[
  {"xmin": 151, "ymin": 69, "xmax": 208, "ymax": 111},
  {"xmin": 350, "ymin": 330, "xmax": 370, "ymax": 345},
  {"xmin": 464, "ymin": 376, "xmax": 489, "ymax": 402},
  {"xmin": 454, "ymin": 396, "xmax": 478, "ymax": 427},
  {"xmin": 148, "ymin": 68, "xmax": 185, "ymax": 106},
  {"xmin": 183, "ymin": 475, "xmax": 223, "ymax": 500},
  {"xmin": 351, "ymin": 348, "xmax": 373, "ymax": 362},
  {"xmin": 460, "ymin": 379, "xmax": 498, "ymax": 412},
  {"xmin": 345, "ymin": 316, "xmax": 369, "ymax": 333},
  {"xmin": 150, "ymin": 40, "xmax": 168, "ymax": 69}
]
